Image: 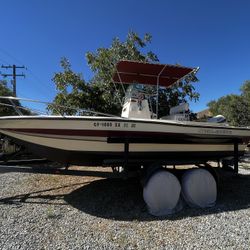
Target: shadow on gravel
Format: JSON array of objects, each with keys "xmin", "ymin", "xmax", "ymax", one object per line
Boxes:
[
  {"xmin": 65, "ymin": 170, "xmax": 250, "ymax": 221},
  {"xmin": 65, "ymin": 178, "xmax": 150, "ymax": 220},
  {"xmin": 1, "ymin": 164, "xmax": 250, "ymax": 221},
  {"xmin": 0, "ymin": 182, "xmax": 92, "ymax": 206},
  {"xmin": 0, "ymin": 165, "xmax": 113, "ymax": 178}
]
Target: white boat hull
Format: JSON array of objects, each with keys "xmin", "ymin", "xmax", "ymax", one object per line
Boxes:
[{"xmin": 0, "ymin": 116, "xmax": 249, "ymax": 166}]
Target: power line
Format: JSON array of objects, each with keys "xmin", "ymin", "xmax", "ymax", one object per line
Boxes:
[
  {"xmin": 0, "ymin": 48, "xmax": 53, "ymax": 97},
  {"xmin": 0, "ymin": 57, "xmax": 10, "ymax": 65},
  {"xmin": 0, "ymin": 48, "xmax": 24, "ymax": 66},
  {"xmin": 1, "ymin": 65, "xmax": 26, "ymax": 97}
]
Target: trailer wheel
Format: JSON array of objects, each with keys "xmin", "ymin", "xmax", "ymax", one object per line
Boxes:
[
  {"xmin": 143, "ymin": 169, "xmax": 182, "ymax": 216},
  {"xmin": 181, "ymin": 168, "xmax": 217, "ymax": 208}
]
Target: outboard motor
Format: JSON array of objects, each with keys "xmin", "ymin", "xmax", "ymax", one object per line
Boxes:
[{"xmin": 207, "ymin": 115, "xmax": 227, "ymax": 123}]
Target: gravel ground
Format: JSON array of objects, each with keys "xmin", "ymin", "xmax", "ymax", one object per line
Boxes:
[{"xmin": 0, "ymin": 161, "xmax": 250, "ymax": 250}]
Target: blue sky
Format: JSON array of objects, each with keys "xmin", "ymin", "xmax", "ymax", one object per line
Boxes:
[{"xmin": 0, "ymin": 0, "xmax": 249, "ymax": 112}]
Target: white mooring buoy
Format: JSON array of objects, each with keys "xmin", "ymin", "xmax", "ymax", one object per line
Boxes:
[
  {"xmin": 143, "ymin": 170, "xmax": 182, "ymax": 216},
  {"xmin": 181, "ymin": 168, "xmax": 217, "ymax": 208}
]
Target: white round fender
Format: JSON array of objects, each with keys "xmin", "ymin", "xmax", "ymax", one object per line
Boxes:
[
  {"xmin": 181, "ymin": 168, "xmax": 217, "ymax": 208},
  {"xmin": 143, "ymin": 170, "xmax": 182, "ymax": 216}
]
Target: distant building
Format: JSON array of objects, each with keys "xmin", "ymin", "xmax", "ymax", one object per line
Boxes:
[{"xmin": 197, "ymin": 109, "xmax": 212, "ymax": 120}]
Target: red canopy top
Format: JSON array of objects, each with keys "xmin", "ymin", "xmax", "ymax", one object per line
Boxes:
[{"xmin": 112, "ymin": 60, "xmax": 197, "ymax": 87}]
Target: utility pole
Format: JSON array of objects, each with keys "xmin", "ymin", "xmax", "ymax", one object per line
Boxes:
[{"xmin": 1, "ymin": 65, "xmax": 26, "ymax": 97}]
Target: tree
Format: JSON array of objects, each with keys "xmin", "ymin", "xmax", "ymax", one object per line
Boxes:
[
  {"xmin": 207, "ymin": 80, "xmax": 250, "ymax": 126},
  {"xmin": 50, "ymin": 31, "xmax": 199, "ymax": 117},
  {"xmin": 48, "ymin": 58, "xmax": 109, "ymax": 115},
  {"xmin": 0, "ymin": 80, "xmax": 31, "ymax": 116},
  {"xmin": 0, "ymin": 80, "xmax": 19, "ymax": 116}
]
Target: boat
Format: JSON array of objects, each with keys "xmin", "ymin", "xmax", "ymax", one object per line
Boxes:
[
  {"xmin": 1, "ymin": 60, "xmax": 249, "ymax": 215},
  {"xmin": 0, "ymin": 60, "xmax": 249, "ymax": 167}
]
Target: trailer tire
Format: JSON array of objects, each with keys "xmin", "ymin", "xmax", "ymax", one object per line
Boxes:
[{"xmin": 143, "ymin": 170, "xmax": 182, "ymax": 216}]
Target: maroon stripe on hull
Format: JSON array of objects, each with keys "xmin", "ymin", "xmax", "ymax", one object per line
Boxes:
[
  {"xmin": 3, "ymin": 128, "xmax": 182, "ymax": 138},
  {"xmin": 2, "ymin": 128, "xmax": 248, "ymax": 144},
  {"xmin": 3, "ymin": 128, "xmax": 249, "ymax": 143}
]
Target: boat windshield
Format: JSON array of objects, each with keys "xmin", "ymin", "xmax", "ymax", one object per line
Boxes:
[{"xmin": 124, "ymin": 84, "xmax": 152, "ymax": 103}]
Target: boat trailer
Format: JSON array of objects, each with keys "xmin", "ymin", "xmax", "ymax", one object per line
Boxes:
[{"xmin": 106, "ymin": 137, "xmax": 242, "ymax": 173}]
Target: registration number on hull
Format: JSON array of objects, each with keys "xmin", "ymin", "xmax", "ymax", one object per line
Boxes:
[{"xmin": 93, "ymin": 122, "xmax": 136, "ymax": 129}]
